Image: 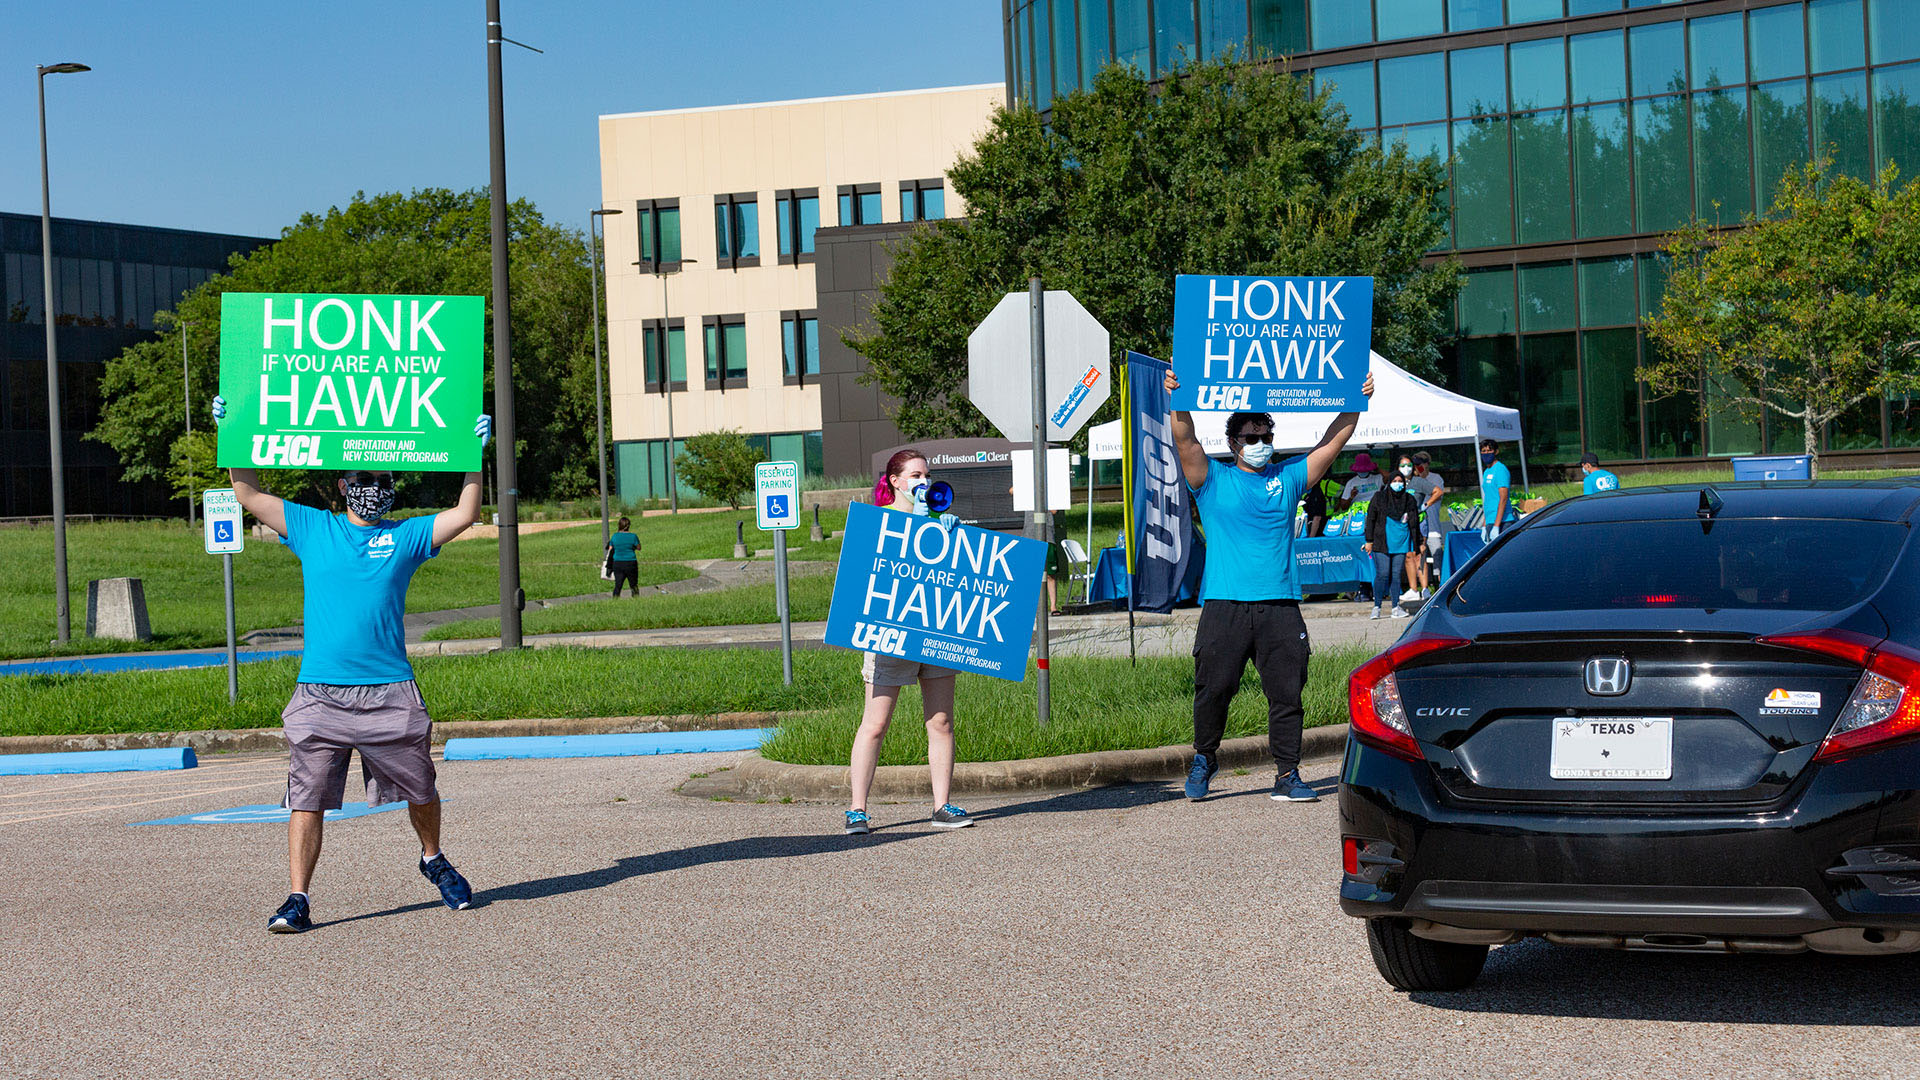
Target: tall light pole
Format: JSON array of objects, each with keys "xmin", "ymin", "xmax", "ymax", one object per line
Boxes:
[
  {"xmin": 643, "ymin": 256, "xmax": 695, "ymax": 513},
  {"xmin": 182, "ymin": 320, "xmax": 194, "ymax": 527},
  {"xmin": 39, "ymin": 60, "xmax": 89, "ymax": 645},
  {"xmin": 589, "ymin": 207, "xmax": 621, "ymax": 546}
]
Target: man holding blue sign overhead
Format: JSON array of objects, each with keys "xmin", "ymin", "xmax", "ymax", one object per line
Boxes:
[{"xmin": 1161, "ymin": 362, "xmax": 1374, "ymax": 803}]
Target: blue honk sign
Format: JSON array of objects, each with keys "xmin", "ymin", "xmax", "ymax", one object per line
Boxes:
[
  {"xmin": 1170, "ymin": 274, "xmax": 1374, "ymax": 413},
  {"xmin": 825, "ymin": 503, "xmax": 1049, "ymax": 681}
]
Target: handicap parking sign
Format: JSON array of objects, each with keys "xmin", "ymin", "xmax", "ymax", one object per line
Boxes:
[
  {"xmin": 765, "ymin": 494, "xmax": 789, "ymax": 520},
  {"xmin": 754, "ymin": 461, "xmax": 800, "ymax": 531},
  {"xmin": 213, "ymin": 520, "xmax": 234, "ymax": 543},
  {"xmin": 202, "ymin": 487, "xmax": 245, "ymax": 554}
]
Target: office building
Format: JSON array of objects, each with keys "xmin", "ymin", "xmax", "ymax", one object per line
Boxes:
[
  {"xmin": 1, "ymin": 212, "xmax": 269, "ymax": 517},
  {"xmin": 597, "ymin": 84, "xmax": 1003, "ymax": 500},
  {"xmin": 1005, "ymin": 0, "xmax": 1920, "ymax": 465}
]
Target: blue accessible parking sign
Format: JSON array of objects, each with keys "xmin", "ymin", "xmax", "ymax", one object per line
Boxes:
[{"xmin": 764, "ymin": 494, "xmax": 789, "ymax": 521}]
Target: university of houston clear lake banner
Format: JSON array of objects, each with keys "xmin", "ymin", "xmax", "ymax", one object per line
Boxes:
[
  {"xmin": 216, "ymin": 292, "xmax": 485, "ymax": 472},
  {"xmin": 825, "ymin": 503, "xmax": 1049, "ymax": 682}
]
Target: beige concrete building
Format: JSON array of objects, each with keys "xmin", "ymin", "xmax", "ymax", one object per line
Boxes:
[{"xmin": 597, "ymin": 84, "xmax": 1002, "ymax": 501}]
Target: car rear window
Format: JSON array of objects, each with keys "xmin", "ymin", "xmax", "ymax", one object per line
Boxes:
[{"xmin": 1449, "ymin": 518, "xmax": 1908, "ymax": 615}]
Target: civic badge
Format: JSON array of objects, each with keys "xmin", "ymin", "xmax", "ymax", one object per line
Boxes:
[{"xmin": 1585, "ymin": 657, "xmax": 1631, "ymax": 696}]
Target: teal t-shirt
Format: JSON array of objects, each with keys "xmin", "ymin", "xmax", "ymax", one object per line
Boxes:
[
  {"xmin": 1480, "ymin": 460, "xmax": 1518, "ymax": 524},
  {"xmin": 1190, "ymin": 455, "xmax": 1310, "ymax": 602},
  {"xmin": 1583, "ymin": 470, "xmax": 1620, "ymax": 495},
  {"xmin": 608, "ymin": 531, "xmax": 640, "ymax": 561},
  {"xmin": 282, "ymin": 501, "xmax": 438, "ymax": 686}
]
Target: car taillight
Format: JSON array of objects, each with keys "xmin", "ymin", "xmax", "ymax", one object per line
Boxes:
[
  {"xmin": 1342, "ymin": 836, "xmax": 1361, "ymax": 876},
  {"xmin": 1347, "ymin": 635, "xmax": 1469, "ymax": 762},
  {"xmin": 1757, "ymin": 631, "xmax": 1920, "ymax": 764}
]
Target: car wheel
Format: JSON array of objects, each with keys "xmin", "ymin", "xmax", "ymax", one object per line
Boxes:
[{"xmin": 1365, "ymin": 918, "xmax": 1488, "ymax": 991}]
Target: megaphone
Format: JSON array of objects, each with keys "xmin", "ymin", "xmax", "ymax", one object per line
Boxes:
[{"xmin": 912, "ymin": 480, "xmax": 955, "ymax": 514}]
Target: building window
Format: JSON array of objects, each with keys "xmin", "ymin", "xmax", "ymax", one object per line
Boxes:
[
  {"xmin": 702, "ymin": 314, "xmax": 748, "ymax": 389},
  {"xmin": 775, "ymin": 188, "xmax": 819, "ymax": 264},
  {"xmin": 899, "ymin": 179, "xmax": 947, "ymax": 222},
  {"xmin": 713, "ymin": 193, "xmax": 760, "ymax": 269},
  {"xmin": 782, "ymin": 310, "xmax": 820, "ymax": 385},
  {"xmin": 642, "ymin": 318, "xmax": 686, "ymax": 392},
  {"xmin": 837, "ymin": 184, "xmax": 883, "ymax": 225},
  {"xmin": 635, "ymin": 198, "xmax": 682, "ymax": 271}
]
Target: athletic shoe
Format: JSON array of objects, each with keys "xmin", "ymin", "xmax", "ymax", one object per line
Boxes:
[
  {"xmin": 844, "ymin": 809, "xmax": 871, "ymax": 835},
  {"xmin": 931, "ymin": 804, "xmax": 975, "ymax": 829},
  {"xmin": 419, "ymin": 853, "xmax": 473, "ymax": 911},
  {"xmin": 1369, "ymin": 606, "xmax": 1381, "ymax": 620},
  {"xmin": 267, "ymin": 893, "xmax": 311, "ymax": 934},
  {"xmin": 1271, "ymin": 770, "xmax": 1320, "ymax": 802},
  {"xmin": 1184, "ymin": 753, "xmax": 1217, "ymax": 800},
  {"xmin": 1390, "ymin": 606, "xmax": 1410, "ymax": 619},
  {"xmin": 1400, "ymin": 588, "xmax": 1420, "ymax": 602}
]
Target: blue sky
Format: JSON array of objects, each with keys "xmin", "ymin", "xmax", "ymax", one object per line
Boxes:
[{"xmin": 4, "ymin": 1, "xmax": 1005, "ymax": 239}]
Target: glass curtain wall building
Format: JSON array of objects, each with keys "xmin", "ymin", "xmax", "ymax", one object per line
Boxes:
[{"xmin": 1004, "ymin": 0, "xmax": 1920, "ymax": 465}]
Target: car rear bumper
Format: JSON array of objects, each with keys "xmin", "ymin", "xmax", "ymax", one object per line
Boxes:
[{"xmin": 1338, "ymin": 737, "xmax": 1920, "ymax": 937}]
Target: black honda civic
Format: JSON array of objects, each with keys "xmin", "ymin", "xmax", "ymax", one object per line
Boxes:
[{"xmin": 1340, "ymin": 482, "xmax": 1920, "ymax": 990}]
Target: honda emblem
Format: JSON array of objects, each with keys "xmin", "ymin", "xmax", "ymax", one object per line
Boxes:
[{"xmin": 1585, "ymin": 657, "xmax": 1631, "ymax": 696}]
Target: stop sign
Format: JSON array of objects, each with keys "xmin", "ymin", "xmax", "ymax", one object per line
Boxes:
[{"xmin": 966, "ymin": 290, "xmax": 1111, "ymax": 443}]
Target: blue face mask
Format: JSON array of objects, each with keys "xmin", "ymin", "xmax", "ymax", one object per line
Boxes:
[
  {"xmin": 1239, "ymin": 441, "xmax": 1275, "ymax": 469},
  {"xmin": 1480, "ymin": 451, "xmax": 1496, "ymax": 467}
]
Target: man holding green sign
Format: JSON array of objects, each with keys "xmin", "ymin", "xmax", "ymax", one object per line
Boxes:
[{"xmin": 211, "ymin": 292, "xmax": 490, "ymax": 933}]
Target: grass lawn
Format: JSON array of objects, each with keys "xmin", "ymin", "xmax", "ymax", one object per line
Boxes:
[
  {"xmin": 424, "ymin": 574, "xmax": 839, "ymax": 640},
  {"xmin": 759, "ymin": 644, "xmax": 1372, "ymax": 766},
  {"xmin": 0, "ymin": 521, "xmax": 693, "ymax": 661}
]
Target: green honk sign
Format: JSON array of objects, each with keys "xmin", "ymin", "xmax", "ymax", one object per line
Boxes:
[{"xmin": 216, "ymin": 292, "xmax": 484, "ymax": 472}]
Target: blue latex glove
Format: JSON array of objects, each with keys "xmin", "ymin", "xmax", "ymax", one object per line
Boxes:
[
  {"xmin": 210, "ymin": 395, "xmax": 227, "ymax": 423},
  {"xmin": 475, "ymin": 413, "xmax": 493, "ymax": 444},
  {"xmin": 937, "ymin": 512, "xmax": 958, "ymax": 532}
]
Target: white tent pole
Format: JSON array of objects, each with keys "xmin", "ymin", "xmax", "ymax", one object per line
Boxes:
[{"xmin": 1085, "ymin": 460, "xmax": 1094, "ymax": 580}]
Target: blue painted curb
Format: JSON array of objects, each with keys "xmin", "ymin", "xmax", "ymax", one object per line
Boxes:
[
  {"xmin": 0, "ymin": 746, "xmax": 197, "ymax": 776},
  {"xmin": 443, "ymin": 728, "xmax": 773, "ymax": 761},
  {"xmin": 0, "ymin": 649, "xmax": 302, "ymax": 678},
  {"xmin": 132, "ymin": 801, "xmax": 406, "ymax": 826}
]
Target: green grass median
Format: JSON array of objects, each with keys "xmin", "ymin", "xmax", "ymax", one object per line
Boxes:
[
  {"xmin": 0, "ymin": 644, "xmax": 1374, "ymax": 762},
  {"xmin": 423, "ymin": 574, "xmax": 838, "ymax": 640}
]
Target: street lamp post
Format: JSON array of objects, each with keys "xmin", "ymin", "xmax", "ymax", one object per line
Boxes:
[
  {"xmin": 589, "ymin": 207, "xmax": 621, "ymax": 547},
  {"xmin": 38, "ymin": 60, "xmax": 90, "ymax": 645},
  {"xmin": 182, "ymin": 320, "xmax": 194, "ymax": 527},
  {"xmin": 486, "ymin": 0, "xmax": 526, "ymax": 649}
]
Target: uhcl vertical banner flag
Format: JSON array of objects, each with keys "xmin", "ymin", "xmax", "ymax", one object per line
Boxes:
[
  {"xmin": 216, "ymin": 292, "xmax": 485, "ymax": 471},
  {"xmin": 1125, "ymin": 352, "xmax": 1196, "ymax": 614},
  {"xmin": 825, "ymin": 503, "xmax": 1049, "ymax": 681}
]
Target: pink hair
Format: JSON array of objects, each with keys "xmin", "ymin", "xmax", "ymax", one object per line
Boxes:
[{"xmin": 873, "ymin": 448, "xmax": 926, "ymax": 507}]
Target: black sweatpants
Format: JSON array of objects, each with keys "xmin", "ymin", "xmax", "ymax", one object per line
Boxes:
[
  {"xmin": 610, "ymin": 560, "xmax": 640, "ymax": 597},
  {"xmin": 1192, "ymin": 599, "xmax": 1311, "ymax": 771}
]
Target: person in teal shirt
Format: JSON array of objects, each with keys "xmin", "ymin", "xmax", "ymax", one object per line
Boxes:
[
  {"xmin": 1579, "ymin": 453, "xmax": 1621, "ymax": 495},
  {"xmin": 607, "ymin": 516, "xmax": 642, "ymax": 597},
  {"xmin": 1479, "ymin": 438, "xmax": 1518, "ymax": 541}
]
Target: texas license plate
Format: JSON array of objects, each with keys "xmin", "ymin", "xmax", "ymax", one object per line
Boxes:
[{"xmin": 1550, "ymin": 718, "xmax": 1673, "ymax": 780}]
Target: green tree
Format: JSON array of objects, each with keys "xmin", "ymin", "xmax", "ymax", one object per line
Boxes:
[
  {"xmin": 167, "ymin": 429, "xmax": 328, "ymax": 513},
  {"xmin": 1642, "ymin": 161, "xmax": 1920, "ymax": 476},
  {"xmin": 848, "ymin": 54, "xmax": 1460, "ymax": 441},
  {"xmin": 675, "ymin": 430, "xmax": 764, "ymax": 509},
  {"xmin": 90, "ymin": 188, "xmax": 608, "ymax": 506}
]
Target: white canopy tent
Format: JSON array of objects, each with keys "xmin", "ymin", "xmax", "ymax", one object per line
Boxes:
[{"xmin": 1188, "ymin": 350, "xmax": 1530, "ymax": 489}]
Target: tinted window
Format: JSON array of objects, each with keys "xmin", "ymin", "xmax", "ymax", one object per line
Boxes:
[{"xmin": 1450, "ymin": 518, "xmax": 1908, "ymax": 614}]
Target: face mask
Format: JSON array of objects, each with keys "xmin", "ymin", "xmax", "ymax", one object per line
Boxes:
[
  {"xmin": 1239, "ymin": 441, "xmax": 1275, "ymax": 469},
  {"xmin": 1398, "ymin": 464, "xmax": 1413, "ymax": 477},
  {"xmin": 1480, "ymin": 452, "xmax": 1496, "ymax": 467},
  {"xmin": 345, "ymin": 483, "xmax": 395, "ymax": 522},
  {"xmin": 1390, "ymin": 480, "xmax": 1406, "ymax": 493}
]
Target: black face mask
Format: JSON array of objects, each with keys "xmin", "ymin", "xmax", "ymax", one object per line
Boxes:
[{"xmin": 344, "ymin": 478, "xmax": 395, "ymax": 522}]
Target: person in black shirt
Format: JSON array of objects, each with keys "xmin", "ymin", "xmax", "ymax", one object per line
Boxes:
[{"xmin": 1363, "ymin": 474, "xmax": 1423, "ymax": 620}]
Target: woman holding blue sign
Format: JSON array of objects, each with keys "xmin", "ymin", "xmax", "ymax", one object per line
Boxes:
[{"xmin": 844, "ymin": 449, "xmax": 974, "ymax": 836}]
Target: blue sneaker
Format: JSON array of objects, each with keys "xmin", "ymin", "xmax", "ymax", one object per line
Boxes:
[
  {"xmin": 419, "ymin": 853, "xmax": 473, "ymax": 910},
  {"xmin": 1272, "ymin": 769, "xmax": 1320, "ymax": 802},
  {"xmin": 1184, "ymin": 754, "xmax": 1217, "ymax": 800},
  {"xmin": 267, "ymin": 893, "xmax": 311, "ymax": 934},
  {"xmin": 844, "ymin": 809, "xmax": 871, "ymax": 835},
  {"xmin": 930, "ymin": 804, "xmax": 973, "ymax": 829}
]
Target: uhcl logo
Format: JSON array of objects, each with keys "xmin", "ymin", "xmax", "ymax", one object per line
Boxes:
[
  {"xmin": 849, "ymin": 621, "xmax": 908, "ymax": 656},
  {"xmin": 251, "ymin": 434, "xmax": 324, "ymax": 467},
  {"xmin": 1193, "ymin": 385, "xmax": 1252, "ymax": 410},
  {"xmin": 367, "ymin": 532, "xmax": 396, "ymax": 559}
]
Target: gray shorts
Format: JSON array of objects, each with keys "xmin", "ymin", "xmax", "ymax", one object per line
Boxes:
[
  {"xmin": 861, "ymin": 651, "xmax": 959, "ymax": 688},
  {"xmin": 282, "ymin": 681, "xmax": 438, "ymax": 812}
]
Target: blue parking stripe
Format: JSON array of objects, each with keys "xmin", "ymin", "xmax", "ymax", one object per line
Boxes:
[
  {"xmin": 0, "ymin": 649, "xmax": 301, "ymax": 678},
  {"xmin": 443, "ymin": 728, "xmax": 773, "ymax": 761},
  {"xmin": 0, "ymin": 747, "xmax": 197, "ymax": 776}
]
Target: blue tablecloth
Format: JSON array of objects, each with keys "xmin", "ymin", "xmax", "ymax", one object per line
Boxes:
[
  {"xmin": 1087, "ymin": 537, "xmax": 1370, "ymax": 602},
  {"xmin": 1086, "ymin": 545, "xmax": 1204, "ymax": 606},
  {"xmin": 1441, "ymin": 530, "xmax": 1486, "ymax": 581}
]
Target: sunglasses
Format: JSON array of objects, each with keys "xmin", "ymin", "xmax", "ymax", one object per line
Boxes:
[
  {"xmin": 1232, "ymin": 431, "xmax": 1274, "ymax": 445},
  {"xmin": 346, "ymin": 472, "xmax": 395, "ymax": 489}
]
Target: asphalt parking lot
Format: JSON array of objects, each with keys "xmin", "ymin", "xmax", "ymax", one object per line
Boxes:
[{"xmin": 3, "ymin": 749, "xmax": 1916, "ymax": 1079}]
